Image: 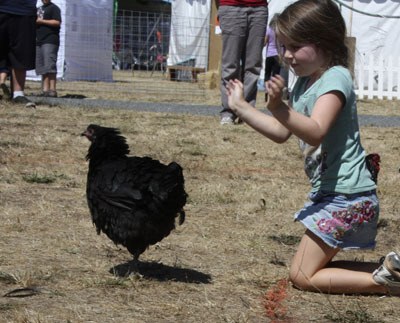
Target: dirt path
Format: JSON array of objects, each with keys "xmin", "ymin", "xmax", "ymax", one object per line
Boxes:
[{"xmin": 29, "ymin": 96, "xmax": 400, "ymax": 127}]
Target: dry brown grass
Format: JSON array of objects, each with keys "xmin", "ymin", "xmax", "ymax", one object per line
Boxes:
[{"xmin": 0, "ymin": 92, "xmax": 400, "ymax": 322}]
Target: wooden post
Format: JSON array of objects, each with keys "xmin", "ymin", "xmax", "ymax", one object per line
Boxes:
[
  {"xmin": 346, "ymin": 36, "xmax": 356, "ymax": 77},
  {"xmin": 208, "ymin": 1, "xmax": 222, "ymax": 73}
]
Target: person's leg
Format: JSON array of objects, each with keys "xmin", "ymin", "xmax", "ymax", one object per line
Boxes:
[
  {"xmin": 9, "ymin": 15, "xmax": 35, "ymax": 106},
  {"xmin": 0, "ymin": 72, "xmax": 6, "ymax": 84},
  {"xmin": 271, "ymin": 56, "xmax": 281, "ymax": 77},
  {"xmin": 0, "ymin": 71, "xmax": 11, "ymax": 100},
  {"xmin": 42, "ymin": 74, "xmax": 50, "ymax": 92},
  {"xmin": 48, "ymin": 73, "xmax": 57, "ymax": 92},
  {"xmin": 218, "ymin": 6, "xmax": 247, "ymax": 121},
  {"xmin": 0, "ymin": 14, "xmax": 12, "ymax": 98},
  {"xmin": 11, "ymin": 68, "xmax": 26, "ymax": 93},
  {"xmin": 265, "ymin": 56, "xmax": 282, "ymax": 102},
  {"xmin": 42, "ymin": 43, "xmax": 58, "ymax": 94},
  {"xmin": 290, "ymin": 230, "xmax": 386, "ymax": 295},
  {"xmin": 264, "ymin": 56, "xmax": 275, "ymax": 101},
  {"xmin": 264, "ymin": 56, "xmax": 274, "ymax": 83},
  {"xmin": 242, "ymin": 5, "xmax": 268, "ymax": 107},
  {"xmin": 36, "ymin": 44, "xmax": 45, "ymax": 93},
  {"xmin": 10, "ymin": 67, "xmax": 36, "ymax": 107},
  {"xmin": 42, "ymin": 73, "xmax": 57, "ymax": 97},
  {"xmin": 0, "ymin": 13, "xmax": 10, "ymax": 76}
]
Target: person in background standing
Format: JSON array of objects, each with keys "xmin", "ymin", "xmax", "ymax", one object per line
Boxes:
[
  {"xmin": 264, "ymin": 14, "xmax": 280, "ymax": 102},
  {"xmin": 0, "ymin": 0, "xmax": 37, "ymax": 108},
  {"xmin": 217, "ymin": 0, "xmax": 268, "ymax": 125},
  {"xmin": 36, "ymin": 0, "xmax": 61, "ymax": 97}
]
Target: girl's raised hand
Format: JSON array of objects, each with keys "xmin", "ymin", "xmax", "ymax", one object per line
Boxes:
[
  {"xmin": 266, "ymin": 75, "xmax": 286, "ymax": 111},
  {"xmin": 226, "ymin": 79, "xmax": 245, "ymax": 113}
]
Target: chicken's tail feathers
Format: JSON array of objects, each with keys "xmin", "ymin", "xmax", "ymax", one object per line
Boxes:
[
  {"xmin": 163, "ymin": 162, "xmax": 187, "ymax": 224},
  {"xmin": 159, "ymin": 161, "xmax": 185, "ymax": 192},
  {"xmin": 167, "ymin": 161, "xmax": 184, "ymax": 176}
]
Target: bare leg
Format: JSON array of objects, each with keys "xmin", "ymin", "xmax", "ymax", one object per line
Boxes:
[
  {"xmin": 11, "ymin": 68, "xmax": 26, "ymax": 92},
  {"xmin": 0, "ymin": 72, "xmax": 12, "ymax": 100},
  {"xmin": 48, "ymin": 73, "xmax": 57, "ymax": 92},
  {"xmin": 289, "ymin": 230, "xmax": 387, "ymax": 295},
  {"xmin": 42, "ymin": 73, "xmax": 57, "ymax": 92},
  {"xmin": 0, "ymin": 72, "xmax": 7, "ymax": 84},
  {"xmin": 42, "ymin": 74, "xmax": 49, "ymax": 92}
]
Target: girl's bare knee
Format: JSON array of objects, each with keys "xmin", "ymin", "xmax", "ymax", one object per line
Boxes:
[{"xmin": 289, "ymin": 269, "xmax": 312, "ymax": 291}]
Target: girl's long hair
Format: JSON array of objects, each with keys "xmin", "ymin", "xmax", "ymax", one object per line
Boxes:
[{"xmin": 275, "ymin": 0, "xmax": 349, "ymax": 69}]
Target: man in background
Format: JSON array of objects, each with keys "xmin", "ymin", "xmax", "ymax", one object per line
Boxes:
[
  {"xmin": 0, "ymin": 0, "xmax": 37, "ymax": 108},
  {"xmin": 217, "ymin": 0, "xmax": 268, "ymax": 125},
  {"xmin": 36, "ymin": 0, "xmax": 61, "ymax": 97}
]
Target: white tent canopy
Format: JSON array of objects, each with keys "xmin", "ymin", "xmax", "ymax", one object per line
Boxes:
[{"xmin": 28, "ymin": 0, "xmax": 113, "ymax": 82}]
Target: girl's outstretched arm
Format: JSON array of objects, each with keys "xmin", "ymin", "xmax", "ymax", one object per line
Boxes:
[
  {"xmin": 226, "ymin": 79, "xmax": 292, "ymax": 143},
  {"xmin": 266, "ymin": 75, "xmax": 344, "ymax": 147}
]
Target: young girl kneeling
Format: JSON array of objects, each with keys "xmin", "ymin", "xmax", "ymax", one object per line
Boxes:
[{"xmin": 226, "ymin": 0, "xmax": 400, "ymax": 296}]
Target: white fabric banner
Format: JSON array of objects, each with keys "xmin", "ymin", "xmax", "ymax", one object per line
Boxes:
[
  {"xmin": 268, "ymin": 0, "xmax": 400, "ymax": 60},
  {"xmin": 63, "ymin": 0, "xmax": 113, "ymax": 81},
  {"xmin": 167, "ymin": 0, "xmax": 211, "ymax": 68},
  {"xmin": 339, "ymin": 0, "xmax": 400, "ymax": 59},
  {"xmin": 265, "ymin": 0, "xmax": 400, "ymax": 90}
]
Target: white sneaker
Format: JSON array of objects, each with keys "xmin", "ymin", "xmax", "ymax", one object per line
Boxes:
[
  {"xmin": 220, "ymin": 116, "xmax": 234, "ymax": 125},
  {"xmin": 373, "ymin": 251, "xmax": 400, "ymax": 295}
]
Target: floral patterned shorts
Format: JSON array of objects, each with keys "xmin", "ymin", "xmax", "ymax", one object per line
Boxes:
[{"xmin": 294, "ymin": 190, "xmax": 379, "ymax": 250}]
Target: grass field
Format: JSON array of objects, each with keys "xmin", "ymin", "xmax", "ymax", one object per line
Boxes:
[{"xmin": 1, "ymin": 78, "xmax": 400, "ymax": 322}]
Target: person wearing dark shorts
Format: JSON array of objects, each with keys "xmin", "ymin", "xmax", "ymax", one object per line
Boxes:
[
  {"xmin": 0, "ymin": 0, "xmax": 37, "ymax": 108},
  {"xmin": 36, "ymin": 0, "xmax": 61, "ymax": 98}
]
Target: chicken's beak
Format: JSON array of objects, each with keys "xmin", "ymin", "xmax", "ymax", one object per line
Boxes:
[{"xmin": 81, "ymin": 129, "xmax": 93, "ymax": 141}]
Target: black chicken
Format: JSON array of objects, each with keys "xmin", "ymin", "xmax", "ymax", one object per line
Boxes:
[{"xmin": 82, "ymin": 124, "xmax": 187, "ymax": 266}]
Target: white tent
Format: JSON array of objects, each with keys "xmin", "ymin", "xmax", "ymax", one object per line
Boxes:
[
  {"xmin": 28, "ymin": 0, "xmax": 113, "ymax": 82},
  {"xmin": 167, "ymin": 0, "xmax": 211, "ymax": 69}
]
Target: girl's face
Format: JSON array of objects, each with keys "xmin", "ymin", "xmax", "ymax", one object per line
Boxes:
[{"xmin": 278, "ymin": 35, "xmax": 327, "ymax": 79}]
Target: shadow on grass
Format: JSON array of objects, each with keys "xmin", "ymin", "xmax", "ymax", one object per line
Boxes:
[
  {"xmin": 60, "ymin": 94, "xmax": 87, "ymax": 99},
  {"xmin": 110, "ymin": 260, "xmax": 212, "ymax": 284}
]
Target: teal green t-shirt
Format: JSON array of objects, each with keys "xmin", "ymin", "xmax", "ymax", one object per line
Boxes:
[{"xmin": 290, "ymin": 66, "xmax": 376, "ymax": 194}]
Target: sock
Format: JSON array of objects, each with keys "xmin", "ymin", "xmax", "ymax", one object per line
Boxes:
[{"xmin": 13, "ymin": 91, "xmax": 24, "ymax": 99}]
